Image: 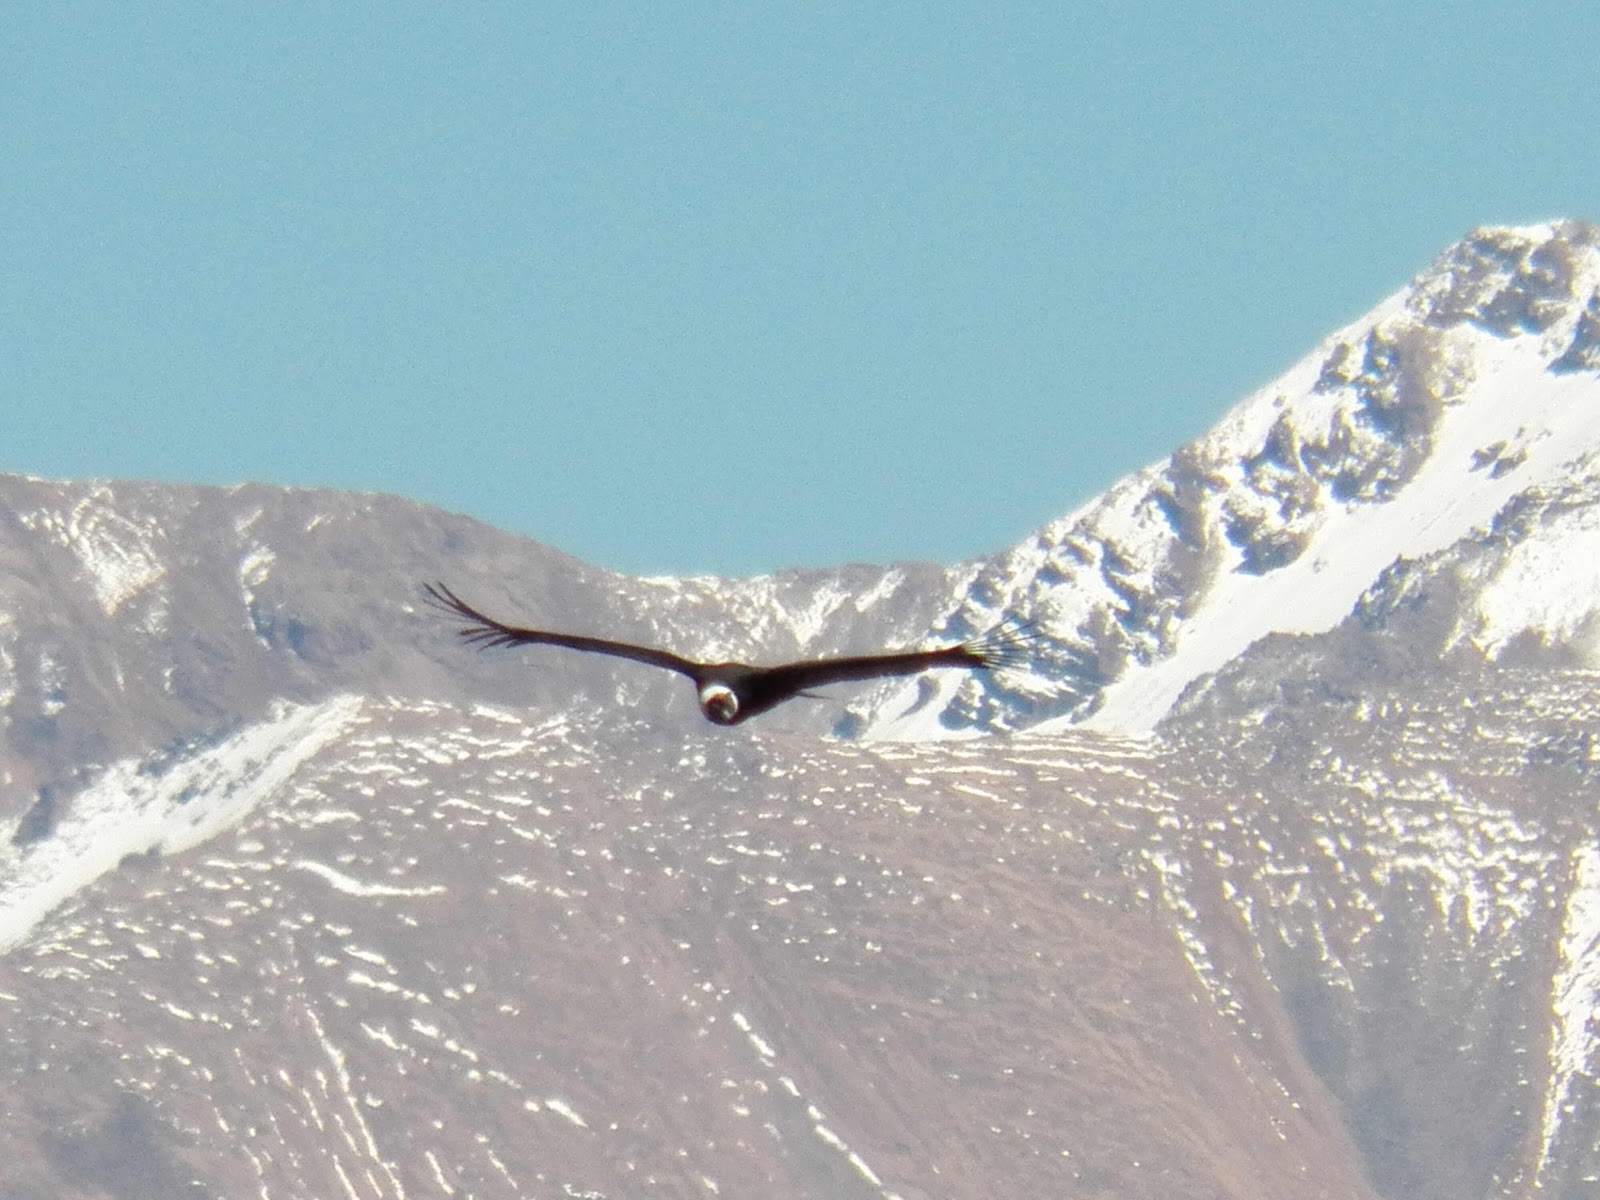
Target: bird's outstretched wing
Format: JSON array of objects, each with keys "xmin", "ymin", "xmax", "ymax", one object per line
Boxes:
[
  {"xmin": 762, "ymin": 618, "xmax": 1039, "ymax": 693},
  {"xmin": 424, "ymin": 583, "xmax": 704, "ymax": 678}
]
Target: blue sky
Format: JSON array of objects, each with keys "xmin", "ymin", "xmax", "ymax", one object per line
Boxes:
[{"xmin": 4, "ymin": 3, "xmax": 1598, "ymax": 577}]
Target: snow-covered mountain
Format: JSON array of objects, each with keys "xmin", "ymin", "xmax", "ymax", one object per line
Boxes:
[
  {"xmin": 0, "ymin": 474, "xmax": 963, "ymax": 804},
  {"xmin": 4, "ymin": 220, "xmax": 1600, "ymax": 1198},
  {"xmin": 858, "ymin": 219, "xmax": 1600, "ymax": 738}
]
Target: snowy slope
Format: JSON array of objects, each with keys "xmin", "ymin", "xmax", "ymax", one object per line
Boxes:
[
  {"xmin": 6, "ymin": 668, "xmax": 1600, "ymax": 1197},
  {"xmin": 861, "ymin": 220, "xmax": 1600, "ymax": 738},
  {"xmin": 0, "ymin": 694, "xmax": 361, "ymax": 954}
]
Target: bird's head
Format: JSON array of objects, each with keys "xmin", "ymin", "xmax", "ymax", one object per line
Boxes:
[{"xmin": 698, "ymin": 682, "xmax": 740, "ymax": 724}]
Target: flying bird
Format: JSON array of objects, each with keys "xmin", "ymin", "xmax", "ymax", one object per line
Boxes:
[{"xmin": 424, "ymin": 582, "xmax": 1035, "ymax": 726}]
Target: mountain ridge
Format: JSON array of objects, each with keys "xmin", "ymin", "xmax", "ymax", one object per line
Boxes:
[
  {"xmin": 857, "ymin": 218, "xmax": 1600, "ymax": 739},
  {"xmin": 4, "ymin": 221, "xmax": 1600, "ymax": 1197}
]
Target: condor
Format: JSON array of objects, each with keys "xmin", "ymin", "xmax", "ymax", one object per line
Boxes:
[{"xmin": 425, "ymin": 582, "xmax": 1034, "ymax": 726}]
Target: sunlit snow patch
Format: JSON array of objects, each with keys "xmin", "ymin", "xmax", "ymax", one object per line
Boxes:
[
  {"xmin": 0, "ymin": 694, "xmax": 362, "ymax": 954},
  {"xmin": 1537, "ymin": 844, "xmax": 1600, "ymax": 1183},
  {"xmin": 20, "ymin": 486, "xmax": 169, "ymax": 618}
]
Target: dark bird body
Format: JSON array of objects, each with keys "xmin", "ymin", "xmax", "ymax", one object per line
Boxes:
[{"xmin": 425, "ymin": 582, "xmax": 1034, "ymax": 725}]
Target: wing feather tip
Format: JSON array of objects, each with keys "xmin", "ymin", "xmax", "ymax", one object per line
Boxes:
[
  {"xmin": 960, "ymin": 616, "xmax": 1045, "ymax": 672},
  {"xmin": 422, "ymin": 580, "xmax": 511, "ymax": 649}
]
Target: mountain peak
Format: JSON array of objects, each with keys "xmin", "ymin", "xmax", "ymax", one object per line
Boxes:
[{"xmin": 859, "ymin": 219, "xmax": 1600, "ymax": 738}]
